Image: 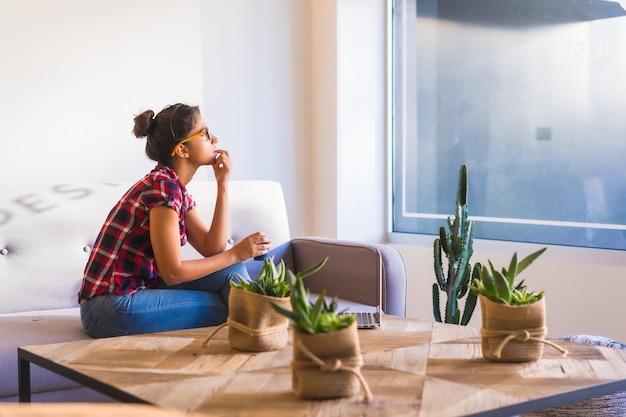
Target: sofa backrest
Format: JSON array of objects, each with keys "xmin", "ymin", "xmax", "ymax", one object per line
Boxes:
[{"xmin": 0, "ymin": 181, "xmax": 290, "ymax": 314}]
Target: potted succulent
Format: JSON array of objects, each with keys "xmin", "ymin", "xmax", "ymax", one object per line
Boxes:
[
  {"xmin": 469, "ymin": 247, "xmax": 568, "ymax": 362},
  {"xmin": 271, "ymin": 269, "xmax": 373, "ymax": 402},
  {"xmin": 202, "ymin": 256, "xmax": 326, "ymax": 352}
]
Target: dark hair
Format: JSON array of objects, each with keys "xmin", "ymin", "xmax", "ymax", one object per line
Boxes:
[{"xmin": 132, "ymin": 103, "xmax": 200, "ymax": 165}]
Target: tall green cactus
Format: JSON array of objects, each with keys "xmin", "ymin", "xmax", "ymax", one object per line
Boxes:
[{"xmin": 432, "ymin": 164, "xmax": 478, "ymax": 325}]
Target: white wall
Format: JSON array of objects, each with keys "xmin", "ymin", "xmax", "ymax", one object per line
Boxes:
[
  {"xmin": 2, "ymin": 0, "xmax": 625, "ymax": 342},
  {"xmin": 199, "ymin": 0, "xmax": 313, "ymax": 237},
  {"xmin": 0, "ymin": 0, "xmax": 204, "ymax": 183},
  {"xmin": 307, "ymin": 0, "xmax": 386, "ymax": 242}
]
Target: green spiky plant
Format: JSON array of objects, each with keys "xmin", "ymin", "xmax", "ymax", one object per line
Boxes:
[
  {"xmin": 231, "ymin": 256, "xmax": 326, "ymax": 298},
  {"xmin": 469, "ymin": 248, "xmax": 547, "ymax": 305},
  {"xmin": 271, "ymin": 258, "xmax": 355, "ymax": 334},
  {"xmin": 432, "ymin": 163, "xmax": 478, "ymax": 325}
]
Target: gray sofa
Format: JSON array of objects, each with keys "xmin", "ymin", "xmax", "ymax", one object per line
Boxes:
[{"xmin": 0, "ymin": 180, "xmax": 406, "ymax": 402}]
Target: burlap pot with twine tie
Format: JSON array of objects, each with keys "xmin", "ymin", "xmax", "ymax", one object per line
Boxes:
[
  {"xmin": 203, "ymin": 286, "xmax": 291, "ymax": 352},
  {"xmin": 291, "ymin": 321, "xmax": 373, "ymax": 402},
  {"xmin": 480, "ymin": 296, "xmax": 568, "ymax": 362}
]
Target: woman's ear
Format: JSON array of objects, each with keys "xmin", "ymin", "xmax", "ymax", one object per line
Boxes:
[{"xmin": 172, "ymin": 144, "xmax": 190, "ymax": 159}]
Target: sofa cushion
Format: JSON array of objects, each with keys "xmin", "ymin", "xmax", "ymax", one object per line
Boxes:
[
  {"xmin": 0, "ymin": 184, "xmax": 128, "ymax": 314},
  {"xmin": 0, "ymin": 311, "xmax": 91, "ymax": 398},
  {"xmin": 0, "ymin": 385, "xmax": 116, "ymax": 403}
]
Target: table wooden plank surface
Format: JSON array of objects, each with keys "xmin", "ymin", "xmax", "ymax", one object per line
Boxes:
[
  {"xmin": 19, "ymin": 316, "xmax": 626, "ymax": 417},
  {"xmin": 0, "ymin": 403, "xmax": 212, "ymax": 417}
]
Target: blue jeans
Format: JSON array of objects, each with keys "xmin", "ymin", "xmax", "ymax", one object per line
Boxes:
[{"xmin": 80, "ymin": 263, "xmax": 250, "ymax": 338}]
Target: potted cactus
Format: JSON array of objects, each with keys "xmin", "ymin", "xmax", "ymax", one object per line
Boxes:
[
  {"xmin": 432, "ymin": 163, "xmax": 479, "ymax": 325},
  {"xmin": 469, "ymin": 247, "xmax": 568, "ymax": 362},
  {"xmin": 202, "ymin": 256, "xmax": 326, "ymax": 352},
  {"xmin": 271, "ymin": 269, "xmax": 373, "ymax": 402}
]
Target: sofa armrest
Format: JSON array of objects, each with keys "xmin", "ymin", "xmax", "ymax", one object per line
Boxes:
[
  {"xmin": 376, "ymin": 243, "xmax": 407, "ymax": 317},
  {"xmin": 284, "ymin": 237, "xmax": 407, "ymax": 317}
]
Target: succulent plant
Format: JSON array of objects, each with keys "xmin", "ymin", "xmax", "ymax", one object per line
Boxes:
[
  {"xmin": 271, "ymin": 257, "xmax": 355, "ymax": 334},
  {"xmin": 231, "ymin": 256, "xmax": 291, "ymax": 297},
  {"xmin": 231, "ymin": 256, "xmax": 330, "ymax": 298},
  {"xmin": 469, "ymin": 247, "xmax": 547, "ymax": 306},
  {"xmin": 432, "ymin": 163, "xmax": 478, "ymax": 325}
]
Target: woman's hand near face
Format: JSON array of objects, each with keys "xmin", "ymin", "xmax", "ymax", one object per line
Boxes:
[{"xmin": 212, "ymin": 149, "xmax": 232, "ymax": 184}]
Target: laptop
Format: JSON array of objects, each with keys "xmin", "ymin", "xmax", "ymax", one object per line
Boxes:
[
  {"xmin": 337, "ymin": 298, "xmax": 381, "ymax": 329},
  {"xmin": 310, "ymin": 294, "xmax": 381, "ymax": 329}
]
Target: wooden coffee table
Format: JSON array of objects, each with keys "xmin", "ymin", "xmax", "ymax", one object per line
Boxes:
[
  {"xmin": 0, "ymin": 403, "xmax": 213, "ymax": 417},
  {"xmin": 18, "ymin": 316, "xmax": 626, "ymax": 417}
]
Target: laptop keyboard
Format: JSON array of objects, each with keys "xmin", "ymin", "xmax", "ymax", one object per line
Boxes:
[{"xmin": 340, "ymin": 312, "xmax": 379, "ymax": 329}]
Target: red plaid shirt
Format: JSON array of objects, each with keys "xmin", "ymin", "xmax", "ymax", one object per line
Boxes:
[{"xmin": 78, "ymin": 165, "xmax": 196, "ymax": 302}]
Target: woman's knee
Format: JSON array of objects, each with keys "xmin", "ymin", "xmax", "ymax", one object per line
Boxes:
[{"xmin": 223, "ymin": 262, "xmax": 250, "ymax": 282}]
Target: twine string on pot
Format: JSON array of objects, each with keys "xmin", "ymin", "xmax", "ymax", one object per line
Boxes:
[
  {"xmin": 291, "ymin": 339, "xmax": 373, "ymax": 403},
  {"xmin": 481, "ymin": 326, "xmax": 569, "ymax": 359},
  {"xmin": 202, "ymin": 322, "xmax": 227, "ymax": 347},
  {"xmin": 202, "ymin": 317, "xmax": 287, "ymax": 347}
]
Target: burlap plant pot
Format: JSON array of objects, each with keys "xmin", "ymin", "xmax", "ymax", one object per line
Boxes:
[
  {"xmin": 202, "ymin": 286, "xmax": 291, "ymax": 352},
  {"xmin": 479, "ymin": 296, "xmax": 569, "ymax": 362},
  {"xmin": 291, "ymin": 321, "xmax": 372, "ymax": 402},
  {"xmin": 480, "ymin": 295, "xmax": 548, "ymax": 362},
  {"xmin": 225, "ymin": 286, "xmax": 291, "ymax": 352}
]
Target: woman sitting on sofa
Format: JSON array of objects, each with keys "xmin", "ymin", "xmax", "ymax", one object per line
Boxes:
[{"xmin": 78, "ymin": 103, "xmax": 272, "ymax": 338}]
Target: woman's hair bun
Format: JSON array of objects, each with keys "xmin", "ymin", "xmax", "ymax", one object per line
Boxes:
[{"xmin": 132, "ymin": 109, "xmax": 156, "ymax": 138}]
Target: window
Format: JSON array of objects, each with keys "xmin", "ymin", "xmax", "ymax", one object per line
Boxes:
[{"xmin": 391, "ymin": 0, "xmax": 626, "ymax": 251}]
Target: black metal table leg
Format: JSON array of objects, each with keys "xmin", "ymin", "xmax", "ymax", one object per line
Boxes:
[{"xmin": 18, "ymin": 349, "xmax": 31, "ymax": 402}]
